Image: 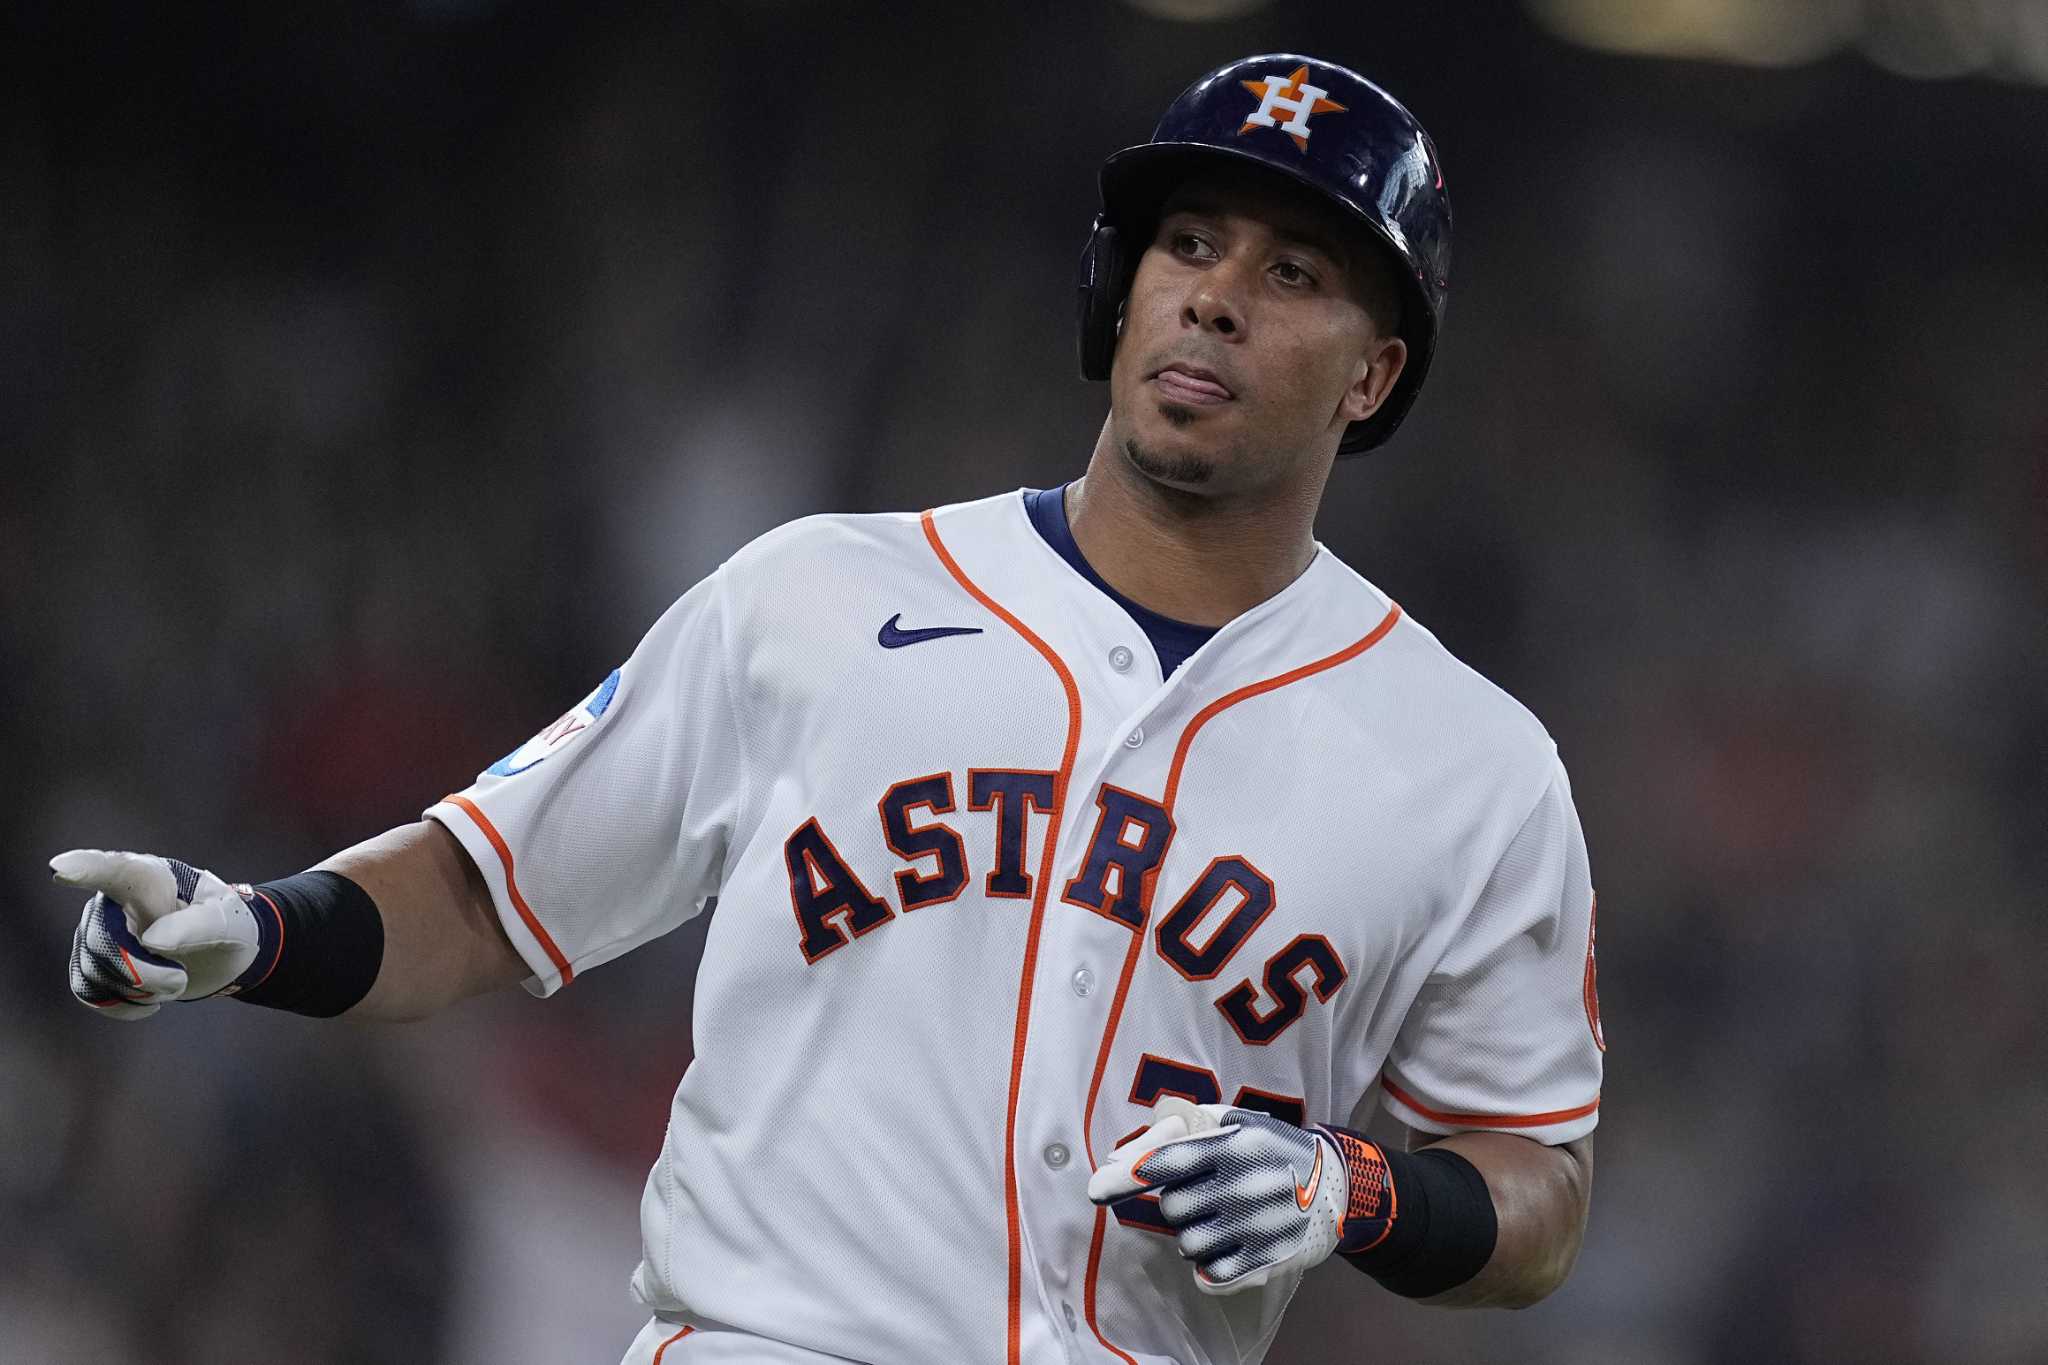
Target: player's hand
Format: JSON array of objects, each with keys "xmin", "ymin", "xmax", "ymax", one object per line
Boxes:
[
  {"xmin": 1087, "ymin": 1098, "xmax": 1380, "ymax": 1295},
  {"xmin": 55, "ymin": 849, "xmax": 263, "ymax": 1020}
]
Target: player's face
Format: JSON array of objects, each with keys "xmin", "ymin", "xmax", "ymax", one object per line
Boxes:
[{"xmin": 1108, "ymin": 167, "xmax": 1406, "ymax": 494}]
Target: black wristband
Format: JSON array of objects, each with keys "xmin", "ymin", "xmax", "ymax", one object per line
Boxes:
[
  {"xmin": 229, "ymin": 870, "xmax": 384, "ymax": 1018},
  {"xmin": 1341, "ymin": 1143, "xmax": 1498, "ymax": 1298}
]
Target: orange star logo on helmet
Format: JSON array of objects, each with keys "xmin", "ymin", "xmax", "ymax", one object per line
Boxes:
[{"xmin": 1238, "ymin": 66, "xmax": 1347, "ymax": 151}]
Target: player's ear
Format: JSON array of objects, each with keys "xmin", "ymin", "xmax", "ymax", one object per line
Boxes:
[{"xmin": 1338, "ymin": 335, "xmax": 1407, "ymax": 424}]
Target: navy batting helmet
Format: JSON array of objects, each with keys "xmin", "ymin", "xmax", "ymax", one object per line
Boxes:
[{"xmin": 1078, "ymin": 53, "xmax": 1452, "ymax": 455}]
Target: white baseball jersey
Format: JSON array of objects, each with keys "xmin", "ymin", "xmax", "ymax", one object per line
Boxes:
[{"xmin": 426, "ymin": 488, "xmax": 1603, "ymax": 1365}]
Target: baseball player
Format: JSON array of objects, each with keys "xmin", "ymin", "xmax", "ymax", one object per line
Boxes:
[{"xmin": 59, "ymin": 53, "xmax": 1602, "ymax": 1365}]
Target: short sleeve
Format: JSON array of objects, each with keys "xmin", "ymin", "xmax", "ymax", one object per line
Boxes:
[
  {"xmin": 1380, "ymin": 760, "xmax": 1604, "ymax": 1145},
  {"xmin": 426, "ymin": 569, "xmax": 747, "ymax": 996}
]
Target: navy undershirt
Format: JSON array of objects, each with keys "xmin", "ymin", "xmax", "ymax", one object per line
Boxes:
[{"xmin": 1024, "ymin": 484, "xmax": 1219, "ymax": 680}]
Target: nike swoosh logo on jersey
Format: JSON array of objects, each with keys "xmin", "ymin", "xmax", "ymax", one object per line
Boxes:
[
  {"xmin": 878, "ymin": 614, "xmax": 985, "ymax": 648},
  {"xmin": 1295, "ymin": 1142, "xmax": 1323, "ymax": 1210}
]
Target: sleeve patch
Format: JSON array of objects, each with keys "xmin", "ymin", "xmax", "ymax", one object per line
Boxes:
[{"xmin": 486, "ymin": 667, "xmax": 622, "ymax": 777}]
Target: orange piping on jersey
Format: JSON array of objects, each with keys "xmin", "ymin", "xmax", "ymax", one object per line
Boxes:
[
  {"xmin": 443, "ymin": 792, "xmax": 576, "ymax": 986},
  {"xmin": 1161, "ymin": 602, "xmax": 1403, "ymax": 810},
  {"xmin": 1081, "ymin": 1204, "xmax": 1130, "ymax": 1362},
  {"xmin": 921, "ymin": 509, "xmax": 1083, "ymax": 1365},
  {"xmin": 1081, "ymin": 929, "xmax": 1154, "ymax": 1154},
  {"xmin": 117, "ymin": 945, "xmax": 144, "ymax": 988},
  {"xmin": 1379, "ymin": 1074, "xmax": 1600, "ymax": 1129},
  {"xmin": 1080, "ymin": 925, "xmax": 1148, "ymax": 1365},
  {"xmin": 1081, "ymin": 601, "xmax": 1404, "ymax": 1357},
  {"xmin": 650, "ymin": 1324, "xmax": 695, "ymax": 1361}
]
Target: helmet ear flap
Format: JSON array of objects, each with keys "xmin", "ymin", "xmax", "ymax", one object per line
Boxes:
[{"xmin": 1077, "ymin": 215, "xmax": 1126, "ymax": 381}]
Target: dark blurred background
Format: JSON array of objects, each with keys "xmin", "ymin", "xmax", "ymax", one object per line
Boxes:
[{"xmin": 5, "ymin": 0, "xmax": 2045, "ymax": 1361}]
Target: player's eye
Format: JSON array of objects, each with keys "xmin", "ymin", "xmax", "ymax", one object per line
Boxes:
[
  {"xmin": 1170, "ymin": 230, "xmax": 1217, "ymax": 261},
  {"xmin": 1271, "ymin": 259, "xmax": 1317, "ymax": 289}
]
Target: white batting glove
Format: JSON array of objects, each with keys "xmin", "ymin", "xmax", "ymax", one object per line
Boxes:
[
  {"xmin": 55, "ymin": 849, "xmax": 263, "ymax": 1020},
  {"xmin": 1087, "ymin": 1098, "xmax": 1352, "ymax": 1295}
]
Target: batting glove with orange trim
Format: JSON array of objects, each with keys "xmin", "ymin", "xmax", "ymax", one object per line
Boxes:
[
  {"xmin": 1086, "ymin": 1097, "xmax": 1398, "ymax": 1295},
  {"xmin": 56, "ymin": 849, "xmax": 263, "ymax": 1020}
]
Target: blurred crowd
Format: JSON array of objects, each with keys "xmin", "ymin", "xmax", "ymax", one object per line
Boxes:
[{"xmin": 5, "ymin": 3, "xmax": 2044, "ymax": 1362}]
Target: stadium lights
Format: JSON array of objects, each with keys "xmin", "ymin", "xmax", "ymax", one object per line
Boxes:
[{"xmin": 1525, "ymin": 0, "xmax": 2048, "ymax": 82}]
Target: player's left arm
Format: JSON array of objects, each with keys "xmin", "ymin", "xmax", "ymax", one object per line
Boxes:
[
  {"xmin": 1086, "ymin": 1102, "xmax": 1595, "ymax": 1308},
  {"xmin": 1090, "ymin": 757, "xmax": 1603, "ymax": 1307},
  {"xmin": 1404, "ymin": 1128, "xmax": 1593, "ymax": 1308}
]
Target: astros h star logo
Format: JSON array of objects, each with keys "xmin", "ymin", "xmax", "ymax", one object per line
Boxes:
[{"xmin": 1238, "ymin": 66, "xmax": 1347, "ymax": 151}]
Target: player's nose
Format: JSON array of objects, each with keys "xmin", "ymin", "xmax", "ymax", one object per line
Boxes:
[{"xmin": 1181, "ymin": 264, "xmax": 1250, "ymax": 340}]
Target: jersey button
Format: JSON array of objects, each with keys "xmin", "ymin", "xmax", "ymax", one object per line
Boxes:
[
  {"xmin": 1108, "ymin": 645, "xmax": 1134, "ymax": 673},
  {"xmin": 1071, "ymin": 967, "xmax": 1095, "ymax": 997},
  {"xmin": 1123, "ymin": 727, "xmax": 1144, "ymax": 749},
  {"xmin": 1043, "ymin": 1142, "xmax": 1071, "ymax": 1170},
  {"xmin": 1062, "ymin": 1301, "xmax": 1080, "ymax": 1333}
]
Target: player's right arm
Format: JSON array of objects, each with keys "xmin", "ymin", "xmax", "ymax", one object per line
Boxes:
[
  {"xmin": 318, "ymin": 820, "xmax": 527, "ymax": 1019},
  {"xmin": 61, "ymin": 567, "xmax": 747, "ymax": 1025},
  {"xmin": 56, "ymin": 820, "xmax": 524, "ymax": 1024}
]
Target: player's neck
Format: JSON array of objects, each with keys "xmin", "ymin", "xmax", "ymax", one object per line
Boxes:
[{"xmin": 1067, "ymin": 433, "xmax": 1325, "ymax": 629}]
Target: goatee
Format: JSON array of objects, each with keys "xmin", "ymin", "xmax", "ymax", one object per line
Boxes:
[{"xmin": 1123, "ymin": 436, "xmax": 1214, "ymax": 487}]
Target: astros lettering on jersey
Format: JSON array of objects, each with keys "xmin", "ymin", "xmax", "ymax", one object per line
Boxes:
[{"xmin": 426, "ymin": 490, "xmax": 1603, "ymax": 1365}]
